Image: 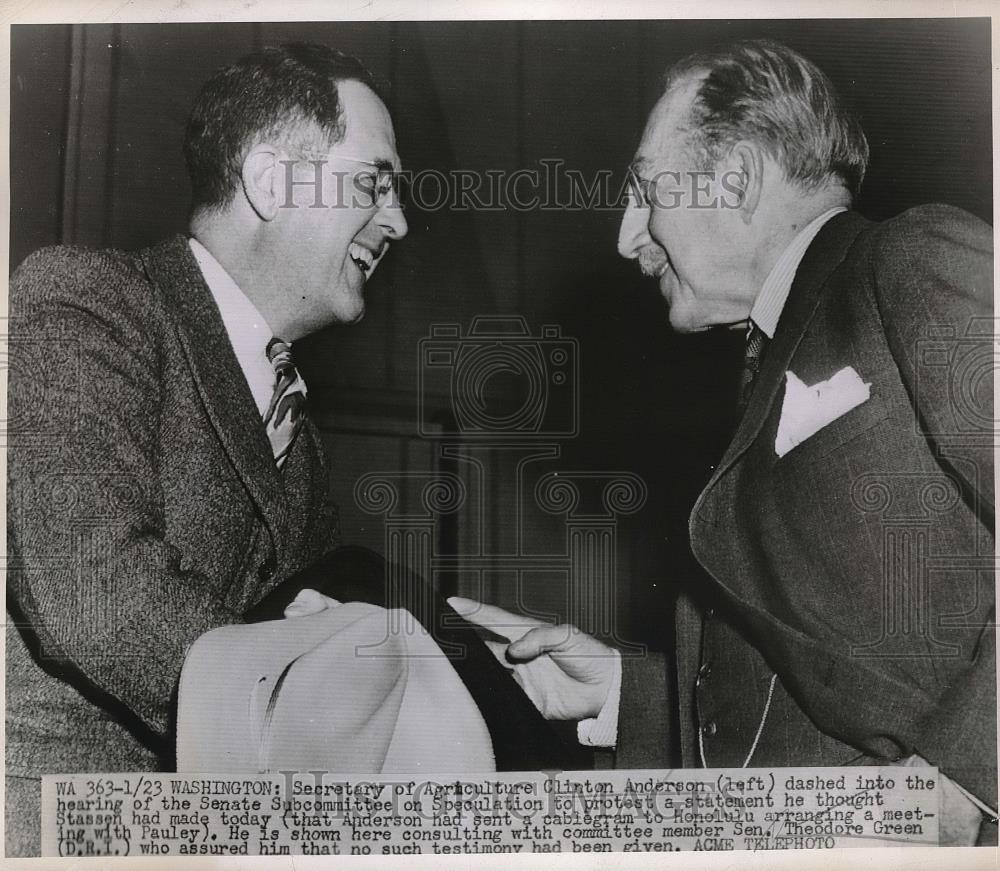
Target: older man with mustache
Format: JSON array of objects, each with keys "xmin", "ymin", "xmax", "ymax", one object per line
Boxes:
[{"xmin": 455, "ymin": 38, "xmax": 996, "ymax": 846}]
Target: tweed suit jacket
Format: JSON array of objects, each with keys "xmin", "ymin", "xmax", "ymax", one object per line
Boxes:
[
  {"xmin": 7, "ymin": 235, "xmax": 340, "ymax": 779},
  {"xmin": 618, "ymin": 206, "xmax": 995, "ymax": 809}
]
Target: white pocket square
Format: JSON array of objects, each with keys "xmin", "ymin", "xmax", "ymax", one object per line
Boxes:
[{"xmin": 775, "ymin": 366, "xmax": 871, "ymax": 458}]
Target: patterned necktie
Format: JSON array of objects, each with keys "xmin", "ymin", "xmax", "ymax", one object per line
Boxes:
[
  {"xmin": 738, "ymin": 321, "xmax": 768, "ymax": 410},
  {"xmin": 263, "ymin": 338, "xmax": 307, "ymax": 468}
]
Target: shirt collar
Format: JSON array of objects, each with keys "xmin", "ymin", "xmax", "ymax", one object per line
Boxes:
[
  {"xmin": 188, "ymin": 237, "xmax": 286, "ymax": 417},
  {"xmin": 749, "ymin": 206, "xmax": 847, "ymax": 338}
]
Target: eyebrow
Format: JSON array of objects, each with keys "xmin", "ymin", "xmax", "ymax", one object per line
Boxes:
[{"xmin": 298, "ymin": 150, "xmax": 398, "ymax": 171}]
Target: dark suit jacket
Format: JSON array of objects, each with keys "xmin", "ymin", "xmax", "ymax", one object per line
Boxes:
[
  {"xmin": 7, "ymin": 236, "xmax": 339, "ymax": 780},
  {"xmin": 619, "ymin": 206, "xmax": 995, "ymax": 809}
]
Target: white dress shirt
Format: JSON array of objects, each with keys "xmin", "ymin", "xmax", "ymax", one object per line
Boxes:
[
  {"xmin": 188, "ymin": 237, "xmax": 304, "ymax": 416},
  {"xmin": 748, "ymin": 206, "xmax": 846, "ymax": 338}
]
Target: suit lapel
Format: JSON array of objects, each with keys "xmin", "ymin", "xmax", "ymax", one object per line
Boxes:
[
  {"xmin": 138, "ymin": 236, "xmax": 289, "ymax": 553},
  {"xmin": 695, "ymin": 212, "xmax": 871, "ymax": 502}
]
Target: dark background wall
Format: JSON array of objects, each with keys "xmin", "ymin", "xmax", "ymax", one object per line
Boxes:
[{"xmin": 10, "ymin": 19, "xmax": 992, "ymax": 653}]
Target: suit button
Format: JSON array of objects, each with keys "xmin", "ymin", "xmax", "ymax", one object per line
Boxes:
[
  {"xmin": 696, "ymin": 662, "xmax": 712, "ymax": 687},
  {"xmin": 705, "ymin": 608, "xmax": 715, "ymax": 619},
  {"xmin": 701, "ymin": 721, "xmax": 718, "ymax": 738},
  {"xmin": 258, "ymin": 555, "xmax": 277, "ymax": 582}
]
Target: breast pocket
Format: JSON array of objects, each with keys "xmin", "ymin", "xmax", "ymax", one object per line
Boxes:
[{"xmin": 775, "ymin": 392, "xmax": 891, "ymax": 470}]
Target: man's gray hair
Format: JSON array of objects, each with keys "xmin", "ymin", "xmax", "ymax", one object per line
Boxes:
[{"xmin": 665, "ymin": 39, "xmax": 869, "ymax": 197}]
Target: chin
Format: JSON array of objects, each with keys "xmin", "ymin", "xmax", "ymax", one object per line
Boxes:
[
  {"xmin": 340, "ymin": 298, "xmax": 366, "ymax": 325},
  {"xmin": 327, "ymin": 287, "xmax": 366, "ymax": 326},
  {"xmin": 667, "ymin": 308, "xmax": 700, "ymax": 334},
  {"xmin": 669, "ymin": 323, "xmax": 702, "ymax": 335}
]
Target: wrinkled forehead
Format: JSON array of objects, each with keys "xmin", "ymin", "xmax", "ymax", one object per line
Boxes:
[{"xmin": 634, "ymin": 74, "xmax": 704, "ymax": 169}]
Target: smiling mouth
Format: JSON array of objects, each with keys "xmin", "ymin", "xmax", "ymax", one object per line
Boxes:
[{"xmin": 349, "ymin": 241, "xmax": 377, "ymax": 275}]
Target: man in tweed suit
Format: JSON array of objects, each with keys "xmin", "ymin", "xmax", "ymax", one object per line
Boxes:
[
  {"xmin": 455, "ymin": 40, "xmax": 995, "ymax": 845},
  {"xmin": 6, "ymin": 44, "xmax": 407, "ymax": 854}
]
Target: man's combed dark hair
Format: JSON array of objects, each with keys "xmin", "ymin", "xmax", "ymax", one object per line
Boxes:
[
  {"xmin": 665, "ymin": 39, "xmax": 869, "ymax": 197},
  {"xmin": 183, "ymin": 42, "xmax": 381, "ymax": 212}
]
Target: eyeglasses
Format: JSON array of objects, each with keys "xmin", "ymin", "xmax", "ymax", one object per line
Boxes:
[
  {"xmin": 294, "ymin": 151, "xmax": 400, "ymax": 208},
  {"xmin": 626, "ymin": 168, "xmax": 655, "ymax": 208}
]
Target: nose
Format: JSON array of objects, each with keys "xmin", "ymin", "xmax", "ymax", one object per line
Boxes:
[
  {"xmin": 377, "ymin": 188, "xmax": 408, "ymax": 241},
  {"xmin": 617, "ymin": 190, "xmax": 652, "ymax": 260}
]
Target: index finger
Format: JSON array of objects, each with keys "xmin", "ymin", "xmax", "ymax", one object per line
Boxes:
[{"xmin": 447, "ymin": 596, "xmax": 549, "ymax": 643}]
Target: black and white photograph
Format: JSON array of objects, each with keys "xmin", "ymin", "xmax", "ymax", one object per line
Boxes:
[{"xmin": 4, "ymin": 4, "xmax": 996, "ymax": 862}]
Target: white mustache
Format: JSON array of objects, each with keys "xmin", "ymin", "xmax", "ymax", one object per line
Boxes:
[{"xmin": 637, "ymin": 244, "xmax": 668, "ymax": 278}]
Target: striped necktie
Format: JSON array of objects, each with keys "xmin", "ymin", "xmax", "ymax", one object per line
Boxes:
[
  {"xmin": 738, "ymin": 321, "xmax": 768, "ymax": 411},
  {"xmin": 263, "ymin": 338, "xmax": 307, "ymax": 468}
]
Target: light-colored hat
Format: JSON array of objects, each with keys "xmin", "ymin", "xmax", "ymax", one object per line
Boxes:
[{"xmin": 177, "ymin": 602, "xmax": 495, "ymax": 775}]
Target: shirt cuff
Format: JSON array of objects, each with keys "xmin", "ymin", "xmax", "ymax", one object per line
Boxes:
[
  {"xmin": 903, "ymin": 753, "xmax": 998, "ymax": 822},
  {"xmin": 952, "ymin": 780, "xmax": 999, "ymax": 822},
  {"xmin": 576, "ymin": 649, "xmax": 622, "ymax": 747}
]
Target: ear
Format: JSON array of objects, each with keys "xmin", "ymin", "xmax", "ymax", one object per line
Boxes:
[
  {"xmin": 724, "ymin": 141, "xmax": 765, "ymax": 224},
  {"xmin": 241, "ymin": 143, "xmax": 281, "ymax": 222}
]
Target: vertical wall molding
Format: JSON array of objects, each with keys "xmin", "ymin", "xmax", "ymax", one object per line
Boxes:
[{"xmin": 60, "ymin": 24, "xmax": 116, "ymax": 246}]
